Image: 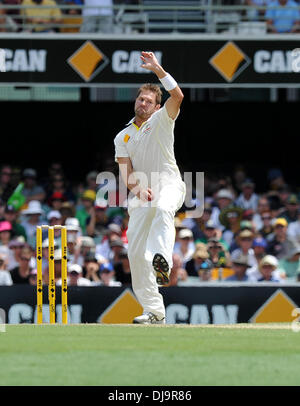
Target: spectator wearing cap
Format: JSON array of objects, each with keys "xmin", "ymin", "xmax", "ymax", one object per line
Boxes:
[
  {"xmin": 257, "ymin": 255, "xmax": 283, "ymax": 282},
  {"xmin": 252, "ymin": 236, "xmax": 267, "ymax": 263},
  {"xmin": 47, "ymin": 192, "xmax": 66, "ymax": 211},
  {"xmin": 22, "ymin": 168, "xmax": 46, "ymax": 203},
  {"xmin": 235, "ymin": 179, "xmax": 259, "ymax": 211},
  {"xmin": 57, "ymin": 264, "xmax": 92, "ymax": 287},
  {"xmin": 67, "ymin": 232, "xmax": 84, "ymax": 267},
  {"xmin": 173, "ymin": 228, "xmax": 195, "ymax": 267},
  {"xmin": 278, "ymin": 244, "xmax": 300, "ymax": 281},
  {"xmin": 206, "ymin": 238, "xmax": 231, "ymax": 268},
  {"xmin": 20, "ymin": 201, "xmax": 44, "ymax": 245},
  {"xmin": 114, "ymin": 248, "xmax": 132, "ymax": 286},
  {"xmin": 65, "ymin": 217, "xmax": 81, "ymax": 237},
  {"xmin": 3, "ymin": 204, "xmax": 27, "ymax": 241},
  {"xmin": 267, "ymin": 168, "xmax": 285, "ymax": 191},
  {"xmin": 224, "ymin": 254, "xmax": 253, "ymax": 282},
  {"xmin": 47, "ymin": 210, "xmax": 62, "ymax": 239},
  {"xmin": 59, "ymin": 202, "xmax": 76, "ymax": 226},
  {"xmin": 0, "ymin": 252, "xmax": 13, "ymax": 285},
  {"xmin": 287, "ymin": 209, "xmax": 300, "ymax": 244},
  {"xmin": 252, "ymin": 196, "xmax": 271, "ymax": 231},
  {"xmin": 266, "ymin": 217, "xmax": 296, "ymax": 259},
  {"xmin": 194, "ymin": 219, "xmax": 228, "ymax": 250},
  {"xmin": 0, "ymin": 220, "xmax": 13, "ymax": 248},
  {"xmin": 231, "ymin": 229, "xmax": 258, "ymax": 269},
  {"xmin": 99, "ymin": 262, "xmax": 122, "ymax": 287},
  {"xmin": 78, "ymin": 236, "xmax": 96, "ymax": 260},
  {"xmin": 10, "ymin": 246, "xmax": 33, "ymax": 284},
  {"xmin": 210, "ymin": 189, "xmax": 235, "ymax": 230},
  {"xmin": 280, "ymin": 194, "xmax": 299, "ymax": 224},
  {"xmin": 219, "ymin": 205, "xmax": 244, "ymax": 248},
  {"xmin": 7, "ymin": 237, "xmax": 26, "ymax": 270},
  {"xmin": 86, "ymin": 199, "xmax": 109, "ymax": 243},
  {"xmin": 185, "ymin": 245, "xmax": 210, "ymax": 277},
  {"xmin": 198, "ymin": 260, "xmax": 213, "ymax": 282},
  {"xmin": 95, "ymin": 223, "xmax": 123, "ymax": 261},
  {"xmin": 76, "ymin": 189, "xmax": 96, "ymax": 235}
]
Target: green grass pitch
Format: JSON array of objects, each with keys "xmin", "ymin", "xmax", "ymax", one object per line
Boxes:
[{"xmin": 0, "ymin": 324, "xmax": 299, "ymax": 386}]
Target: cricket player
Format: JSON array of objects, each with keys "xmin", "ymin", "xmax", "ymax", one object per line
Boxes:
[{"xmin": 114, "ymin": 51, "xmax": 186, "ymax": 324}]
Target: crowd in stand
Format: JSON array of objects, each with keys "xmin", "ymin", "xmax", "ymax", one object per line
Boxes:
[
  {"xmin": 0, "ymin": 0, "xmax": 299, "ymax": 34},
  {"xmin": 0, "ymin": 162, "xmax": 300, "ymax": 287}
]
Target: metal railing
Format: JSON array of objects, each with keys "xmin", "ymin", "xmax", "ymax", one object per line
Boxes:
[{"xmin": 0, "ymin": 3, "xmax": 299, "ymax": 34}]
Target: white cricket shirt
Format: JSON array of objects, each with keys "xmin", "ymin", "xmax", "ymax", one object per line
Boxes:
[{"xmin": 114, "ymin": 105, "xmax": 183, "ymax": 190}]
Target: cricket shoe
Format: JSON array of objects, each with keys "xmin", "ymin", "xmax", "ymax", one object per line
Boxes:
[
  {"xmin": 152, "ymin": 253, "xmax": 169, "ymax": 286},
  {"xmin": 133, "ymin": 312, "xmax": 165, "ymax": 325}
]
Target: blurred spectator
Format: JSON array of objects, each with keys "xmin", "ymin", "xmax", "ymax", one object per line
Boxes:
[
  {"xmin": 0, "ymin": 252, "xmax": 13, "ymax": 285},
  {"xmin": 82, "ymin": 252, "xmax": 102, "ymax": 283},
  {"xmin": 211, "ymin": 189, "xmax": 235, "ymax": 229},
  {"xmin": 20, "ymin": 200, "xmax": 44, "ymax": 243},
  {"xmin": 10, "ymin": 247, "xmax": 32, "ymax": 283},
  {"xmin": 194, "ymin": 219, "xmax": 227, "ymax": 249},
  {"xmin": 109, "ymin": 238, "xmax": 125, "ymax": 265},
  {"xmin": 168, "ymin": 253, "xmax": 187, "ymax": 285},
  {"xmin": 173, "ymin": 228, "xmax": 195, "ymax": 266},
  {"xmin": 8, "ymin": 237, "xmax": 26, "ymax": 270},
  {"xmin": 266, "ymin": 0, "xmax": 300, "ymax": 33},
  {"xmin": 86, "ymin": 200, "xmax": 109, "ymax": 243},
  {"xmin": 3, "ymin": 204, "xmax": 27, "ymax": 240},
  {"xmin": 235, "ymin": 178, "xmax": 259, "ymax": 211},
  {"xmin": 67, "ymin": 233, "xmax": 84, "ymax": 266},
  {"xmin": 267, "ymin": 168, "xmax": 285, "ymax": 191},
  {"xmin": 190, "ymin": 203, "xmax": 213, "ymax": 241},
  {"xmin": 207, "ymin": 238, "xmax": 231, "ymax": 268},
  {"xmin": 47, "ymin": 191, "xmax": 66, "ymax": 211},
  {"xmin": 266, "ymin": 217, "xmax": 296, "ymax": 259},
  {"xmin": 233, "ymin": 165, "xmax": 247, "ymax": 193},
  {"xmin": 47, "ymin": 210, "xmax": 62, "ymax": 239},
  {"xmin": 29, "ymin": 268, "xmax": 38, "ymax": 286},
  {"xmin": 252, "ymin": 196, "xmax": 271, "ymax": 230},
  {"xmin": 21, "ymin": 168, "xmax": 46, "ymax": 203},
  {"xmin": 198, "ymin": 260, "xmax": 213, "ymax": 282},
  {"xmin": 114, "ymin": 247, "xmax": 132, "ymax": 285},
  {"xmin": 219, "ymin": 205, "xmax": 244, "ymax": 248},
  {"xmin": 99, "ymin": 262, "xmax": 122, "ymax": 286},
  {"xmin": 80, "ymin": 0, "xmax": 113, "ymax": 33},
  {"xmin": 0, "ymin": 165, "xmax": 14, "ymax": 202},
  {"xmin": 256, "ymin": 255, "xmax": 283, "ymax": 282},
  {"xmin": 59, "ymin": 201, "xmax": 76, "ymax": 225},
  {"xmin": 287, "ymin": 209, "xmax": 300, "ymax": 243},
  {"xmin": 60, "ymin": 0, "xmax": 83, "ymax": 33},
  {"xmin": 85, "ymin": 170, "xmax": 98, "ymax": 192},
  {"xmin": 231, "ymin": 229, "xmax": 258, "ymax": 268},
  {"xmin": 280, "ymin": 194, "xmax": 299, "ymax": 224},
  {"xmin": 95, "ymin": 223, "xmax": 123, "ymax": 260},
  {"xmin": 3, "ymin": 0, "xmax": 22, "ymax": 31},
  {"xmin": 65, "ymin": 217, "xmax": 81, "ymax": 238},
  {"xmin": 278, "ymin": 245, "xmax": 300, "ymax": 281},
  {"xmin": 252, "ymin": 236, "xmax": 268, "ymax": 263},
  {"xmin": 185, "ymin": 245, "xmax": 210, "ymax": 277},
  {"xmin": 244, "ymin": 0, "xmax": 270, "ymax": 21},
  {"xmin": 21, "ymin": 0, "xmax": 62, "ymax": 32},
  {"xmin": 57, "ymin": 263, "xmax": 92, "ymax": 286},
  {"xmin": 258, "ymin": 211, "xmax": 274, "ymax": 238},
  {"xmin": 0, "ymin": 220, "xmax": 13, "ymax": 247},
  {"xmin": 224, "ymin": 254, "xmax": 253, "ymax": 282},
  {"xmin": 46, "ymin": 173, "xmax": 75, "ymax": 203},
  {"xmin": 76, "ymin": 189, "xmax": 96, "ymax": 234}
]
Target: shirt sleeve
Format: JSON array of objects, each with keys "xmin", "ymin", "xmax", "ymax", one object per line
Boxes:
[{"xmin": 114, "ymin": 134, "xmax": 129, "ymax": 162}]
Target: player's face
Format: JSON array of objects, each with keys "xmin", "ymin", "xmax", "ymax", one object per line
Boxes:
[{"xmin": 134, "ymin": 91, "xmax": 160, "ymax": 121}]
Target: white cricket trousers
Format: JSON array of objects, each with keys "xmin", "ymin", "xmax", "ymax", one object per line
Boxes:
[{"xmin": 127, "ymin": 181, "xmax": 186, "ymax": 320}]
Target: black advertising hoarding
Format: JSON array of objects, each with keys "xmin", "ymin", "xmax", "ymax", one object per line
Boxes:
[
  {"xmin": 0, "ymin": 284, "xmax": 299, "ymax": 324},
  {"xmin": 0, "ymin": 34, "xmax": 300, "ymax": 86}
]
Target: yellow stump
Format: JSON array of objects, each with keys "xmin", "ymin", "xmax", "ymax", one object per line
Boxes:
[
  {"xmin": 61, "ymin": 226, "xmax": 68, "ymax": 324},
  {"xmin": 48, "ymin": 227, "xmax": 56, "ymax": 324},
  {"xmin": 36, "ymin": 226, "xmax": 43, "ymax": 324}
]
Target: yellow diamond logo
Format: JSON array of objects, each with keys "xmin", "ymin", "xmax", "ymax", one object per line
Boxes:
[
  {"xmin": 209, "ymin": 41, "xmax": 251, "ymax": 82},
  {"xmin": 67, "ymin": 41, "xmax": 109, "ymax": 82},
  {"xmin": 250, "ymin": 289, "xmax": 297, "ymax": 323},
  {"xmin": 99, "ymin": 289, "xmax": 143, "ymax": 324}
]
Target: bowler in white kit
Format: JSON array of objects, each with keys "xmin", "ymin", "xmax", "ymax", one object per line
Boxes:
[{"xmin": 114, "ymin": 51, "xmax": 186, "ymax": 324}]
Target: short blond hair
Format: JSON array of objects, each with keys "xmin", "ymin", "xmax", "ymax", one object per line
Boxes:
[{"xmin": 136, "ymin": 83, "xmax": 162, "ymax": 105}]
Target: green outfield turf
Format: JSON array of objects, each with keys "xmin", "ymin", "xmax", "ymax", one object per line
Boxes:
[{"xmin": 0, "ymin": 324, "xmax": 299, "ymax": 386}]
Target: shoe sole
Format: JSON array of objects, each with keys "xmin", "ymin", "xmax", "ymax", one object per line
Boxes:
[{"xmin": 152, "ymin": 253, "xmax": 169, "ymax": 286}]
